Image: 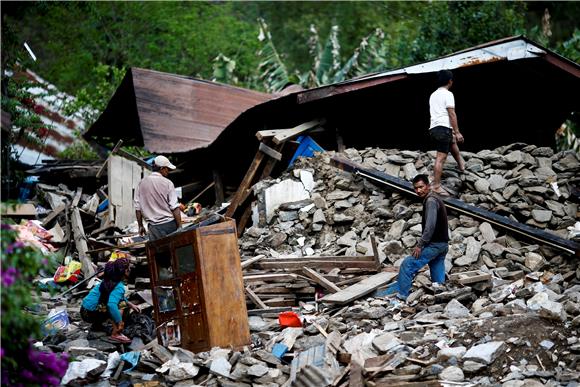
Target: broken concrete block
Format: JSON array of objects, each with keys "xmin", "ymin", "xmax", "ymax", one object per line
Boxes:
[
  {"xmin": 372, "ymin": 332, "xmax": 401, "ymax": 353},
  {"xmin": 210, "ymin": 357, "xmax": 232, "ymax": 378},
  {"xmin": 247, "ymin": 363, "xmax": 269, "ymax": 377},
  {"xmin": 531, "ymin": 209, "xmax": 552, "ymax": 223},
  {"xmin": 524, "ymin": 252, "xmax": 545, "ymax": 271},
  {"xmin": 443, "ymin": 299, "xmax": 471, "ymax": 319},
  {"xmin": 264, "ymin": 180, "xmax": 310, "ymax": 223},
  {"xmin": 526, "ymin": 292, "xmax": 567, "ymax": 322},
  {"xmin": 463, "ymin": 341, "xmax": 506, "ymax": 364},
  {"xmin": 439, "ymin": 366, "xmax": 464, "ymax": 382},
  {"xmin": 478, "ymin": 222, "xmax": 496, "ymax": 243}
]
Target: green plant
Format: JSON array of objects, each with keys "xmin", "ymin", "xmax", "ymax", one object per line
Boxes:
[
  {"xmin": 556, "ymin": 120, "xmax": 580, "ymax": 153},
  {"xmin": 212, "ymin": 53, "xmax": 238, "ymax": 85},
  {"xmin": 1, "ymin": 222, "xmax": 69, "ymax": 386},
  {"xmin": 57, "ymin": 135, "xmax": 99, "ymax": 160},
  {"xmin": 62, "ymin": 63, "xmax": 126, "ymax": 127},
  {"xmin": 253, "ymin": 19, "xmax": 391, "ymax": 92}
]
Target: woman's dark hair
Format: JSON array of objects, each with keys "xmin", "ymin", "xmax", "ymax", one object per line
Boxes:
[
  {"xmin": 437, "ymin": 70, "xmax": 453, "ymax": 87},
  {"xmin": 412, "ymin": 174, "xmax": 430, "ymax": 186},
  {"xmin": 98, "ymin": 258, "xmax": 130, "ymax": 305}
]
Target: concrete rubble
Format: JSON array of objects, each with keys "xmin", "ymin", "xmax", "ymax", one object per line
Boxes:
[{"xmin": 19, "ymin": 144, "xmax": 580, "ymax": 385}]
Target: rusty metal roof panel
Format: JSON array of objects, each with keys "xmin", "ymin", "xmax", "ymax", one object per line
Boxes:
[
  {"xmin": 295, "ymin": 36, "xmax": 579, "ymax": 104},
  {"xmin": 84, "ymin": 68, "xmax": 271, "ymax": 153}
]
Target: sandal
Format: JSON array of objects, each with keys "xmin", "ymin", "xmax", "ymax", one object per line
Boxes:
[{"xmin": 110, "ymin": 333, "xmax": 131, "ymax": 343}]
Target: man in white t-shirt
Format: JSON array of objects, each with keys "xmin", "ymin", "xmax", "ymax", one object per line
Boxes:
[{"xmin": 428, "ymin": 70, "xmax": 465, "ymax": 196}]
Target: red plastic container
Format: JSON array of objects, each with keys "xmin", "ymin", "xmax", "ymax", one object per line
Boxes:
[{"xmin": 278, "ymin": 311, "xmax": 303, "ymax": 327}]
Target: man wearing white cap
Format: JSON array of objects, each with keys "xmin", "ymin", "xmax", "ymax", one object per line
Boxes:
[{"xmin": 134, "ymin": 155, "xmax": 181, "ymax": 241}]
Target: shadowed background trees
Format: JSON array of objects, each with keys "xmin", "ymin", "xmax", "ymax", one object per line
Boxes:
[{"xmin": 1, "ymin": 1, "xmax": 579, "ymax": 158}]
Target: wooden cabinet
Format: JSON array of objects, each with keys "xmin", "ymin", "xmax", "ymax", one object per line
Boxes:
[{"xmin": 146, "ymin": 219, "xmax": 250, "ymax": 353}]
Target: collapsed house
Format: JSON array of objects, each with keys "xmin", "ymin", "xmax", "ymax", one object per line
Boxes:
[{"xmin": 7, "ymin": 36, "xmax": 580, "ymax": 385}]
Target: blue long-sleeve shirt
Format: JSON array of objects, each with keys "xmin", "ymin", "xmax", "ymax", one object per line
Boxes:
[{"xmin": 81, "ymin": 282, "xmax": 127, "ymax": 323}]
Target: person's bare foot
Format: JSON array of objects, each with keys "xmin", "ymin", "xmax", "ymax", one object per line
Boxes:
[{"xmin": 431, "ymin": 184, "xmax": 451, "ymax": 196}]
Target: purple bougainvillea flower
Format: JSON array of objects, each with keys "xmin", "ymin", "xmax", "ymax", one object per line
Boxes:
[
  {"xmin": 1, "ymin": 267, "xmax": 18, "ymax": 287},
  {"xmin": 0, "ymin": 224, "xmax": 12, "ymax": 230}
]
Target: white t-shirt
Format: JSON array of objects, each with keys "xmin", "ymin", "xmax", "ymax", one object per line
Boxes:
[{"xmin": 429, "ymin": 87, "xmax": 455, "ymax": 129}]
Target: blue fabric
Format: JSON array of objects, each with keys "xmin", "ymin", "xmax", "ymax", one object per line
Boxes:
[
  {"xmin": 120, "ymin": 351, "xmax": 141, "ymax": 373},
  {"xmin": 81, "ymin": 282, "xmax": 127, "ymax": 323},
  {"xmin": 382, "ymin": 242, "xmax": 448, "ymax": 299}
]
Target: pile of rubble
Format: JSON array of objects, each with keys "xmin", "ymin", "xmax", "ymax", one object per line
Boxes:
[{"xmin": 20, "ymin": 144, "xmax": 580, "ymax": 385}]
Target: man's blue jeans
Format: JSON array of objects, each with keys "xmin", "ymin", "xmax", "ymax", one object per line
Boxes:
[{"xmin": 382, "ymin": 242, "xmax": 448, "ymax": 300}]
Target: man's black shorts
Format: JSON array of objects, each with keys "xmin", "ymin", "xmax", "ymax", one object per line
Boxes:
[{"xmin": 429, "ymin": 126, "xmax": 452, "ymax": 153}]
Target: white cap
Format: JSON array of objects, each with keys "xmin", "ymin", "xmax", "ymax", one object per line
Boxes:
[{"xmin": 154, "ymin": 155, "xmax": 176, "ymax": 170}]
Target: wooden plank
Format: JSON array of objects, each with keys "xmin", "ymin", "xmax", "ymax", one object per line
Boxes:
[
  {"xmin": 364, "ymin": 353, "xmax": 394, "ymax": 372},
  {"xmin": 71, "ymin": 207, "xmax": 96, "ymax": 277},
  {"xmin": 225, "ymin": 148, "xmax": 265, "ymax": 218},
  {"xmin": 194, "ymin": 220, "xmax": 250, "ymax": 349},
  {"xmin": 213, "ymin": 170, "xmax": 224, "ymax": 205},
  {"xmin": 370, "ymin": 235, "xmax": 381, "ymax": 269},
  {"xmin": 245, "ymin": 287, "xmax": 268, "ymax": 309},
  {"xmin": 1, "ymin": 203, "xmax": 37, "ymax": 217},
  {"xmin": 449, "ymin": 270, "xmax": 492, "ymax": 285},
  {"xmin": 258, "ymin": 142, "xmax": 282, "ymax": 161},
  {"xmin": 241, "ymin": 255, "xmax": 266, "ymax": 270},
  {"xmin": 71, "ymin": 187, "xmax": 83, "ymax": 208},
  {"xmin": 331, "ymin": 155, "xmax": 580, "ymax": 256},
  {"xmin": 302, "ymin": 267, "xmax": 341, "ymax": 293},
  {"xmin": 247, "ymin": 306, "xmax": 292, "ymax": 316},
  {"xmin": 321, "ymin": 271, "xmax": 397, "ymax": 305},
  {"xmin": 41, "ymin": 204, "xmax": 66, "ymax": 227},
  {"xmin": 237, "ymin": 205, "xmax": 253, "ymax": 238},
  {"xmin": 349, "ymin": 360, "xmax": 363, "ymax": 387},
  {"xmin": 256, "ymin": 128, "xmax": 288, "ymax": 141},
  {"xmin": 374, "ymin": 379, "xmax": 440, "ymax": 387},
  {"xmin": 115, "ymin": 148, "xmax": 152, "ymax": 170},
  {"xmin": 244, "ymin": 273, "xmax": 301, "ymax": 282},
  {"xmin": 257, "ymin": 260, "xmax": 379, "ymax": 270},
  {"xmin": 272, "ymin": 119, "xmax": 325, "ymax": 145},
  {"xmin": 263, "ymin": 255, "xmax": 376, "ymax": 262},
  {"xmin": 96, "ymin": 139, "xmax": 123, "ymax": 178}
]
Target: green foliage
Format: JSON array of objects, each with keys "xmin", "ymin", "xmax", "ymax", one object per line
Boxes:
[
  {"xmin": 4, "ymin": 2, "xmax": 261, "ymax": 93},
  {"xmin": 556, "ymin": 120, "xmax": 580, "ymax": 153},
  {"xmin": 62, "ymin": 63, "xmax": 126, "ymax": 126},
  {"xmin": 256, "ymin": 18, "xmax": 292, "ymax": 93},
  {"xmin": 57, "ymin": 135, "xmax": 99, "ymax": 160},
  {"xmin": 1, "ymin": 222, "xmax": 69, "ymax": 385},
  {"xmin": 1, "ymin": 73, "xmax": 53, "ymax": 148},
  {"xmin": 212, "ymin": 53, "xmax": 238, "ymax": 85},
  {"xmin": 556, "ymin": 29, "xmax": 580, "ymax": 63},
  {"xmin": 410, "ymin": 2, "xmax": 527, "ymax": 63}
]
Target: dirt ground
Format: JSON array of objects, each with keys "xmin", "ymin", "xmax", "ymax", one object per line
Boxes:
[{"xmin": 455, "ymin": 314, "xmax": 576, "ymax": 375}]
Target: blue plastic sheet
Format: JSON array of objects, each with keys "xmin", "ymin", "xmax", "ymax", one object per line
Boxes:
[{"xmin": 120, "ymin": 351, "xmax": 141, "ymax": 373}]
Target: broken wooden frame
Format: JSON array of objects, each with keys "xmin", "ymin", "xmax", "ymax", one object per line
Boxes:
[
  {"xmin": 226, "ymin": 119, "xmax": 325, "ymax": 235},
  {"xmin": 254, "ymin": 235, "xmax": 381, "ymax": 272},
  {"xmin": 449, "ymin": 270, "xmax": 492, "ymax": 285},
  {"xmin": 331, "ymin": 155, "xmax": 580, "ymax": 256}
]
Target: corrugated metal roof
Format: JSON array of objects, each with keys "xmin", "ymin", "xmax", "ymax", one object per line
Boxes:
[
  {"xmin": 84, "ymin": 68, "xmax": 272, "ymax": 153},
  {"xmin": 296, "ymin": 36, "xmax": 580, "ymax": 104},
  {"xmin": 6, "ymin": 70, "xmax": 88, "ymax": 165}
]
